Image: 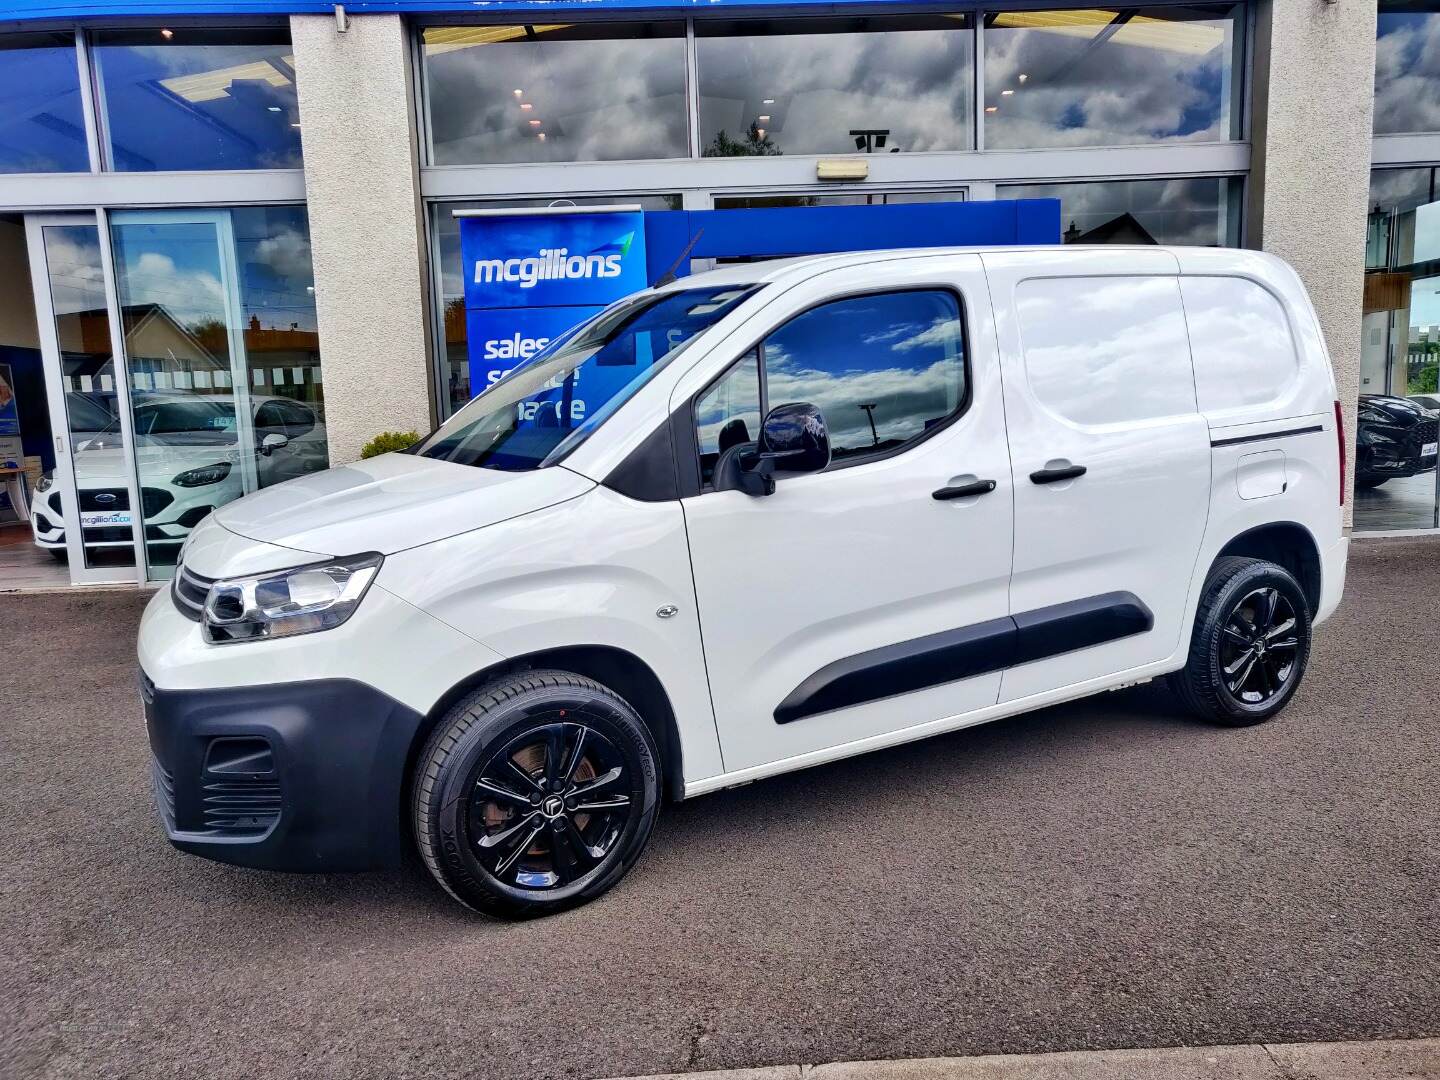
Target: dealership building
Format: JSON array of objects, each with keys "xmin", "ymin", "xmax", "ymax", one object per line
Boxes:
[{"xmin": 0, "ymin": 0, "xmax": 1434, "ymax": 589}]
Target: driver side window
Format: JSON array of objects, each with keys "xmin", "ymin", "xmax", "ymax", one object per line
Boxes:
[
  {"xmin": 695, "ymin": 348, "xmax": 762, "ymax": 489},
  {"xmin": 693, "ymin": 289, "xmax": 968, "ymax": 490}
]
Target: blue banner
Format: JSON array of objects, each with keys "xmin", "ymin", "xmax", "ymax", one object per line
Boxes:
[
  {"xmin": 465, "ymin": 306, "xmax": 598, "ymax": 394},
  {"xmin": 459, "ymin": 209, "xmax": 648, "ymax": 398}
]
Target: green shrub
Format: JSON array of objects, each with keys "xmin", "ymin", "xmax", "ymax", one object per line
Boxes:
[{"xmin": 359, "ymin": 430, "xmax": 421, "ymax": 459}]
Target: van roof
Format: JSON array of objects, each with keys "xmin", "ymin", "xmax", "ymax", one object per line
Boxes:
[{"xmin": 656, "ymin": 245, "xmax": 1284, "ymax": 293}]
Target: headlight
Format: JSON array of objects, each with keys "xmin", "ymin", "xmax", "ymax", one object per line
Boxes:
[
  {"xmin": 202, "ymin": 552, "xmax": 383, "ymax": 644},
  {"xmin": 35, "ymin": 472, "xmax": 53, "ymax": 493},
  {"xmin": 173, "ymin": 462, "xmax": 232, "ymax": 487}
]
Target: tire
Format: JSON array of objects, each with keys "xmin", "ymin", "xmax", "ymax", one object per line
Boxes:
[
  {"xmin": 412, "ymin": 669, "xmax": 662, "ymax": 918},
  {"xmin": 1170, "ymin": 556, "xmax": 1312, "ymax": 727},
  {"xmin": 47, "ymin": 548, "xmax": 68, "ymax": 564}
]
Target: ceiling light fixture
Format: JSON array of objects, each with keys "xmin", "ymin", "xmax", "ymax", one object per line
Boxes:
[
  {"xmin": 520, "ymin": 102, "xmax": 533, "ymax": 110},
  {"xmin": 528, "ymin": 119, "xmax": 542, "ymax": 126},
  {"xmin": 758, "ymin": 114, "xmax": 770, "ymax": 122},
  {"xmin": 762, "ymin": 98, "xmax": 775, "ymax": 105},
  {"xmin": 984, "ymin": 106, "xmax": 998, "ymax": 113},
  {"xmin": 513, "ymin": 89, "xmax": 524, "ymax": 97},
  {"xmin": 537, "ymin": 132, "xmax": 546, "ymax": 141},
  {"xmin": 1018, "ymin": 73, "xmax": 1029, "ymax": 83},
  {"xmin": 268, "ymin": 105, "xmax": 282, "ymax": 112},
  {"xmin": 1001, "ymin": 89, "xmax": 1014, "ymax": 96},
  {"xmin": 160, "ymin": 27, "xmax": 174, "ymax": 39}
]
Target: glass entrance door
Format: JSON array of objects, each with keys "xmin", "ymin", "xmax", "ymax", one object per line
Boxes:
[
  {"xmin": 109, "ymin": 210, "xmax": 256, "ymax": 578},
  {"xmin": 25, "ymin": 213, "xmax": 145, "ymax": 584}
]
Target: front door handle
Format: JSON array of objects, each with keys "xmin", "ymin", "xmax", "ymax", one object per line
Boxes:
[
  {"xmin": 932, "ymin": 479, "xmax": 997, "ymax": 500},
  {"xmin": 1030, "ymin": 464, "xmax": 1087, "ymax": 485}
]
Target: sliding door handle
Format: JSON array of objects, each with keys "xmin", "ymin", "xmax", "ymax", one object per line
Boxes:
[
  {"xmin": 1030, "ymin": 464, "xmax": 1087, "ymax": 485},
  {"xmin": 932, "ymin": 479, "xmax": 997, "ymax": 500}
]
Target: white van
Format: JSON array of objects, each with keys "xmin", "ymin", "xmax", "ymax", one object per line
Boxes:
[{"xmin": 138, "ymin": 247, "xmax": 1347, "ymax": 917}]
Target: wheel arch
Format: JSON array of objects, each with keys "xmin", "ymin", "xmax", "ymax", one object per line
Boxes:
[
  {"xmin": 1212, "ymin": 521, "xmax": 1322, "ymax": 614},
  {"xmin": 401, "ymin": 645, "xmax": 687, "ymax": 824}
]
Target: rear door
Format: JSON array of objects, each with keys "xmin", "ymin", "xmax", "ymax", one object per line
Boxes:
[
  {"xmin": 676, "ymin": 256, "xmax": 1016, "ymax": 774},
  {"xmin": 981, "ymin": 249, "xmax": 1211, "ymax": 703}
]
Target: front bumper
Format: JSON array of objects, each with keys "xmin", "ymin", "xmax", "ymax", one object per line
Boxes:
[
  {"xmin": 141, "ymin": 668, "xmax": 425, "ymax": 872},
  {"xmin": 1359, "ymin": 452, "xmax": 1437, "ymax": 481}
]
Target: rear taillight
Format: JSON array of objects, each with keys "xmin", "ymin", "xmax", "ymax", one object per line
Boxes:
[{"xmin": 1334, "ymin": 399, "xmax": 1346, "ymax": 506}]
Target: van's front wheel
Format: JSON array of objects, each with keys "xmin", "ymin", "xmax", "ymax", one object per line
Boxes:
[
  {"xmin": 412, "ymin": 670, "xmax": 661, "ymax": 918},
  {"xmin": 1171, "ymin": 556, "xmax": 1313, "ymax": 726}
]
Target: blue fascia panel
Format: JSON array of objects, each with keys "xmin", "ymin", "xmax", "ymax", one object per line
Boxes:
[
  {"xmin": 643, "ymin": 200, "xmax": 1060, "ymax": 282},
  {"xmin": 0, "ymin": 0, "xmax": 980, "ymax": 21}
]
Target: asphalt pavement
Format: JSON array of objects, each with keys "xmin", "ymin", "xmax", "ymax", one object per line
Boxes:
[{"xmin": 3, "ymin": 538, "xmax": 1439, "ymax": 1080}]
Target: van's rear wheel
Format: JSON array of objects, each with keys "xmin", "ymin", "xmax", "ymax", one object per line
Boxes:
[
  {"xmin": 1171, "ymin": 556, "xmax": 1312, "ymax": 727},
  {"xmin": 412, "ymin": 670, "xmax": 661, "ymax": 918}
]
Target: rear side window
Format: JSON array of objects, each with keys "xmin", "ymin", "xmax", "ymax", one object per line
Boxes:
[
  {"xmin": 762, "ymin": 289, "xmax": 967, "ymax": 463},
  {"xmin": 1181, "ymin": 277, "xmax": 1299, "ymax": 414},
  {"xmin": 1016, "ymin": 275, "xmax": 1196, "ymax": 426}
]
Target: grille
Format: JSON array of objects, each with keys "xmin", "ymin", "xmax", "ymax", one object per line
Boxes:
[
  {"xmin": 79, "ymin": 488, "xmax": 129, "ymax": 512},
  {"xmin": 82, "ymin": 526, "xmax": 133, "ymax": 543},
  {"xmin": 171, "ymin": 563, "xmax": 214, "ymax": 622},
  {"xmin": 151, "ymin": 758, "xmax": 177, "ymax": 830},
  {"xmin": 78, "ymin": 488, "xmax": 175, "ymax": 515},
  {"xmin": 138, "ymin": 669, "xmax": 156, "ymax": 706},
  {"xmin": 201, "ymin": 777, "xmax": 282, "ymax": 836},
  {"xmin": 143, "ymin": 488, "xmax": 175, "ymax": 516}
]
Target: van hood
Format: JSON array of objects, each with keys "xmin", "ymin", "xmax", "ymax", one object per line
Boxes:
[{"xmin": 214, "ymin": 452, "xmax": 595, "ymax": 555}]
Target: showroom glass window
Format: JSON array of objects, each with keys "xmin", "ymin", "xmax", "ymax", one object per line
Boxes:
[
  {"xmin": 1357, "ymin": 167, "xmax": 1440, "ymax": 532},
  {"xmin": 422, "ymin": 24, "xmax": 688, "ymax": 164},
  {"xmin": 91, "ymin": 27, "xmax": 302, "ymax": 171},
  {"xmin": 983, "ymin": 6, "xmax": 1243, "ymax": 149},
  {"xmin": 0, "ymin": 32, "xmax": 89, "ymax": 173},
  {"xmin": 108, "ymin": 205, "xmax": 327, "ymax": 570},
  {"xmin": 428, "ymin": 195, "xmax": 681, "ymax": 416},
  {"xmin": 1000, "ymin": 177, "xmax": 1243, "ymax": 246},
  {"xmin": 1375, "ymin": 1, "xmax": 1440, "ymax": 135},
  {"xmin": 695, "ymin": 16, "xmax": 974, "ymax": 157}
]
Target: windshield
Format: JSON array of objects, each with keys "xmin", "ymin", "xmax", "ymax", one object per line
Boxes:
[{"xmin": 412, "ymin": 284, "xmax": 759, "ymax": 471}]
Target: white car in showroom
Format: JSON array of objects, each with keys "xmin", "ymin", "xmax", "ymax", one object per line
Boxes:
[{"xmin": 30, "ymin": 391, "xmax": 326, "ymax": 560}]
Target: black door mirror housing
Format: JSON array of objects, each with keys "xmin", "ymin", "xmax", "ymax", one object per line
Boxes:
[{"xmin": 733, "ymin": 402, "xmax": 831, "ymax": 496}]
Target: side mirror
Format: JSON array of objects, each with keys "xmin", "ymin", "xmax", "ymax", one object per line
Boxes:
[
  {"xmin": 735, "ymin": 402, "xmax": 831, "ymax": 496},
  {"xmin": 260, "ymin": 432, "xmax": 289, "ymax": 456}
]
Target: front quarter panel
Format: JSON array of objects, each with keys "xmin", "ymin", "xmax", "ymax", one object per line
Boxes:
[{"xmin": 379, "ymin": 486, "xmax": 723, "ymax": 785}]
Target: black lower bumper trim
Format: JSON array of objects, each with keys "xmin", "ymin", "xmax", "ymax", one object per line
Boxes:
[{"xmin": 142, "ymin": 673, "xmax": 426, "ymax": 873}]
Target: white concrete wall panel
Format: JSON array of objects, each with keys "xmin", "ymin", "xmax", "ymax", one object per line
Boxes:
[
  {"xmin": 290, "ymin": 13, "xmax": 434, "ymax": 465},
  {"xmin": 1248, "ymin": 0, "xmax": 1377, "ymax": 520}
]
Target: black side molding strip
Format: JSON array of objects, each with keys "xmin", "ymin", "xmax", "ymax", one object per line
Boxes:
[
  {"xmin": 1210, "ymin": 424, "xmax": 1324, "ymax": 448},
  {"xmin": 1011, "ymin": 591, "xmax": 1154, "ymax": 666},
  {"xmin": 774, "ymin": 591, "xmax": 1154, "ymax": 725},
  {"xmin": 773, "ymin": 617, "xmax": 1015, "ymax": 725}
]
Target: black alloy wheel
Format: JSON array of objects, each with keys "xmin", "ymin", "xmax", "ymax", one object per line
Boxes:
[
  {"xmin": 468, "ymin": 721, "xmax": 634, "ymax": 890},
  {"xmin": 413, "ymin": 670, "xmax": 661, "ymax": 918},
  {"xmin": 1171, "ymin": 556, "xmax": 1312, "ymax": 726},
  {"xmin": 1218, "ymin": 586, "xmax": 1299, "ymax": 707}
]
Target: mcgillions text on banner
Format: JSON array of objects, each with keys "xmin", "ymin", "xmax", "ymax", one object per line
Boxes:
[{"xmin": 459, "ymin": 210, "xmax": 649, "ymax": 411}]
